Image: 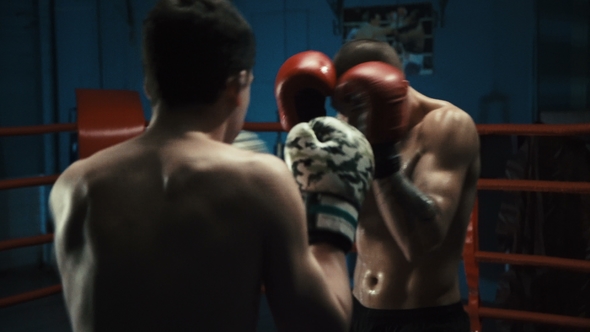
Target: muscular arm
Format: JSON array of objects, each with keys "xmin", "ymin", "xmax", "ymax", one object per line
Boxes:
[
  {"xmin": 49, "ymin": 161, "xmax": 93, "ymax": 330},
  {"xmin": 49, "ymin": 161, "xmax": 89, "ymax": 264},
  {"xmin": 373, "ymin": 108, "xmax": 480, "ymax": 262},
  {"xmin": 258, "ymin": 156, "xmax": 351, "ymax": 332}
]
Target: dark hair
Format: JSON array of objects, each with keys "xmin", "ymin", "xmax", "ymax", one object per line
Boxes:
[
  {"xmin": 333, "ymin": 39, "xmax": 402, "ymax": 77},
  {"xmin": 143, "ymin": 0, "xmax": 255, "ymax": 107}
]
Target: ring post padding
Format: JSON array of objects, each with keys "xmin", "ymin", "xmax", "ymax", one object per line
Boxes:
[{"xmin": 76, "ymin": 89, "xmax": 146, "ymax": 159}]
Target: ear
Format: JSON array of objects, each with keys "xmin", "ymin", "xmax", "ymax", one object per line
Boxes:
[
  {"xmin": 225, "ymin": 70, "xmax": 250, "ymax": 107},
  {"xmin": 143, "ymin": 79, "xmax": 152, "ymax": 101},
  {"xmin": 143, "ymin": 74, "xmax": 159, "ymax": 103}
]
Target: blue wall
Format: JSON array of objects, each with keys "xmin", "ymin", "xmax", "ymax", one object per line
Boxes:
[
  {"xmin": 235, "ymin": 0, "xmax": 536, "ymax": 130},
  {"xmin": 53, "ymin": 0, "xmax": 157, "ymax": 169},
  {"xmin": 0, "ymin": 0, "xmax": 542, "ymax": 307},
  {"xmin": 232, "ymin": 0, "xmax": 537, "ymax": 159},
  {"xmin": 0, "ymin": 0, "xmax": 49, "ymax": 269}
]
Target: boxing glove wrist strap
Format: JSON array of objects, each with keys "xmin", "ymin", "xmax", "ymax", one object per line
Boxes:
[
  {"xmin": 371, "ymin": 142, "xmax": 401, "ymax": 179},
  {"xmin": 302, "ymin": 192, "xmax": 358, "ymax": 252}
]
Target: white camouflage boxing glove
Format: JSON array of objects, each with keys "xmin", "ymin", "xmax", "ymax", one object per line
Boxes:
[{"xmin": 284, "ymin": 116, "xmax": 374, "ymax": 252}]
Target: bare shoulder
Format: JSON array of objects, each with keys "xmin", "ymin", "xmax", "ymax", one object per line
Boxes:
[
  {"xmin": 184, "ymin": 143, "xmax": 297, "ymax": 206},
  {"xmin": 51, "ymin": 148, "xmax": 122, "ymax": 197},
  {"xmin": 49, "ymin": 144, "xmax": 138, "ymax": 225},
  {"xmin": 228, "ymin": 149, "xmax": 304, "ymax": 222},
  {"xmin": 49, "ymin": 159, "xmax": 91, "ymax": 231},
  {"xmin": 234, "ymin": 150, "xmax": 299, "ymax": 203},
  {"xmin": 246, "ymin": 153, "xmax": 294, "ymax": 186},
  {"xmin": 420, "ymin": 105, "xmax": 480, "ymax": 164},
  {"xmin": 50, "ymin": 160, "xmax": 89, "ymax": 203}
]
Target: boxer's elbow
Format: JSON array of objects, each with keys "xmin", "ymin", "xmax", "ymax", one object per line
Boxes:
[{"xmin": 333, "ymin": 292, "xmax": 353, "ymax": 331}]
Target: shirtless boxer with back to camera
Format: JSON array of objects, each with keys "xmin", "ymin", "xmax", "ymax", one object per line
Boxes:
[
  {"xmin": 274, "ymin": 39, "xmax": 480, "ymax": 331},
  {"xmin": 49, "ymin": 1, "xmax": 375, "ymax": 331}
]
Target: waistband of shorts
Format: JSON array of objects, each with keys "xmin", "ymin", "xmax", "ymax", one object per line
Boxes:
[{"xmin": 353, "ymin": 296, "xmax": 466, "ymax": 320}]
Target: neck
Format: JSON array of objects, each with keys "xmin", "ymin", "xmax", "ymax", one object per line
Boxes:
[
  {"xmin": 406, "ymin": 87, "xmax": 450, "ymax": 129},
  {"xmin": 145, "ymin": 102, "xmax": 230, "ymax": 142},
  {"xmin": 405, "ymin": 88, "xmax": 426, "ymax": 130}
]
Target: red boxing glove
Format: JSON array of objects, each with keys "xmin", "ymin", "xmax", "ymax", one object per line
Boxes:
[
  {"xmin": 334, "ymin": 62, "xmax": 410, "ymax": 178},
  {"xmin": 275, "ymin": 51, "xmax": 336, "ymax": 131},
  {"xmin": 334, "ymin": 61, "xmax": 409, "ymax": 144}
]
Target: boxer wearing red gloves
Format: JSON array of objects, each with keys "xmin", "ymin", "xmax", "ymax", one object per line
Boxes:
[
  {"xmin": 275, "ymin": 51, "xmax": 377, "ymax": 331},
  {"xmin": 276, "ymin": 51, "xmax": 376, "ymax": 254},
  {"xmin": 333, "ymin": 39, "xmax": 480, "ymax": 332}
]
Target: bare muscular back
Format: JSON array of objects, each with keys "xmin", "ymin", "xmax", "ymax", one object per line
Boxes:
[
  {"xmin": 51, "ymin": 133, "xmax": 278, "ymax": 331},
  {"xmin": 353, "ymin": 106, "xmax": 480, "ymax": 310}
]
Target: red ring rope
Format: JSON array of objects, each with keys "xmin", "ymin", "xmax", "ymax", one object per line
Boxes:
[
  {"xmin": 0, "ymin": 175, "xmax": 59, "ymax": 191},
  {"xmin": 0, "ymin": 123, "xmax": 76, "ymax": 137},
  {"xmin": 478, "ymin": 178, "xmax": 590, "ymax": 194},
  {"xmin": 0, "ymin": 285, "xmax": 63, "ymax": 309},
  {"xmin": 0, "ymin": 234, "xmax": 54, "ymax": 252},
  {"xmin": 476, "ymin": 123, "xmax": 590, "ymax": 136},
  {"xmin": 3, "ymin": 121, "xmax": 590, "ymax": 136}
]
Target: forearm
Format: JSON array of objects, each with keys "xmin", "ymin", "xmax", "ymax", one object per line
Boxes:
[
  {"xmin": 266, "ymin": 243, "xmax": 351, "ymax": 332},
  {"xmin": 309, "ymin": 243, "xmax": 352, "ymax": 328},
  {"xmin": 376, "ymin": 172, "xmax": 437, "ymax": 223},
  {"xmin": 373, "ymin": 173, "xmax": 441, "ymax": 260}
]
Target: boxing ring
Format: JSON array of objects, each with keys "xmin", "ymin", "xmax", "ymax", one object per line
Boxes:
[{"xmin": 1, "ymin": 90, "xmax": 590, "ymax": 331}]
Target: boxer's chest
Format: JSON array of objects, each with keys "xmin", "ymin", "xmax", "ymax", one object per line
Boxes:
[{"xmin": 397, "ymin": 123, "xmax": 423, "ymax": 179}]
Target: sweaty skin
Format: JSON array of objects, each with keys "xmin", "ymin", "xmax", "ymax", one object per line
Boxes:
[
  {"xmin": 350, "ymin": 87, "xmax": 480, "ymax": 309},
  {"xmin": 50, "ymin": 73, "xmax": 351, "ymax": 332}
]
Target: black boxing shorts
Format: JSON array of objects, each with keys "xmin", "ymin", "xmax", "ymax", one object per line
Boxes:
[{"xmin": 350, "ymin": 297, "xmax": 470, "ymax": 332}]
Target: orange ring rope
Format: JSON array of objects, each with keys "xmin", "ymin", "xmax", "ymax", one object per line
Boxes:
[
  {"xmin": 478, "ymin": 178, "xmax": 590, "ymax": 194},
  {"xmin": 0, "ymin": 285, "xmax": 63, "ymax": 309},
  {"xmin": 0, "ymin": 234, "xmax": 54, "ymax": 252},
  {"xmin": 463, "ymin": 196, "xmax": 590, "ymax": 330},
  {"xmin": 0, "ymin": 123, "xmax": 77, "ymax": 137},
  {"xmin": 239, "ymin": 122, "xmax": 590, "ymax": 136},
  {"xmin": 242, "ymin": 122, "xmax": 284, "ymax": 132},
  {"xmin": 3, "ymin": 122, "xmax": 590, "ymax": 137},
  {"xmin": 4, "ymin": 121, "xmax": 590, "ymax": 136},
  {"xmin": 475, "ymin": 251, "xmax": 590, "ymax": 273},
  {"xmin": 476, "ymin": 123, "xmax": 590, "ymax": 136},
  {"xmin": 0, "ymin": 174, "xmax": 59, "ymax": 191}
]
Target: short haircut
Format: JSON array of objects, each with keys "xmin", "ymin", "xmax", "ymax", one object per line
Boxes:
[
  {"xmin": 142, "ymin": 0, "xmax": 255, "ymax": 108},
  {"xmin": 333, "ymin": 39, "xmax": 402, "ymax": 77}
]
